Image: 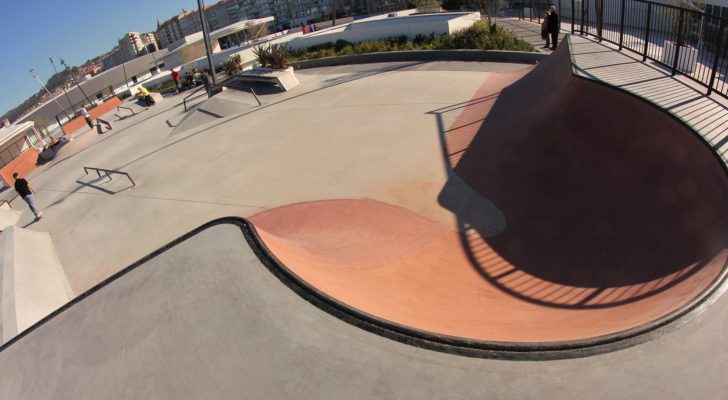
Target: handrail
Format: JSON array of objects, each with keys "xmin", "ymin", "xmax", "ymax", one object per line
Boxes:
[
  {"xmin": 633, "ymin": 0, "xmax": 728, "ymax": 21},
  {"xmin": 519, "ymin": 0, "xmax": 728, "ymax": 98},
  {"xmin": 83, "ymin": 167, "xmax": 135, "ymax": 187},
  {"xmin": 238, "ymin": 87, "xmax": 262, "ymax": 106},
  {"xmin": 183, "ymin": 79, "xmax": 262, "ymax": 112},
  {"xmin": 183, "ymin": 86, "xmax": 208, "ymax": 112},
  {"xmin": 116, "ymin": 106, "xmax": 135, "ymax": 117}
]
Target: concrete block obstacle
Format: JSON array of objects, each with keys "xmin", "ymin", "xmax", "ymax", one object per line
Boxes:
[
  {"xmin": 1, "ymin": 226, "xmax": 72, "ymax": 344},
  {"xmin": 135, "ymin": 92, "xmax": 164, "ymax": 108},
  {"xmin": 232, "ymin": 67, "xmax": 300, "ymax": 91},
  {"xmin": 0, "ymin": 206, "xmax": 21, "ymax": 231}
]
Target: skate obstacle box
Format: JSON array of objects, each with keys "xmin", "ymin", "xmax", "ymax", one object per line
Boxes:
[{"xmin": 0, "ymin": 226, "xmax": 72, "ymax": 344}]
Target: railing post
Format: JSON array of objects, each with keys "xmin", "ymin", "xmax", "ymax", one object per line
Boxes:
[
  {"xmin": 580, "ymin": 0, "xmax": 586, "ymax": 35},
  {"xmin": 672, "ymin": 9, "xmax": 686, "ymax": 76},
  {"xmin": 707, "ymin": 18, "xmax": 726, "ymax": 95},
  {"xmin": 643, "ymin": 2, "xmax": 652, "ymax": 61},
  {"xmin": 597, "ymin": 0, "xmax": 604, "ymax": 42},
  {"xmin": 618, "ymin": 0, "xmax": 626, "ymax": 49},
  {"xmin": 571, "ymin": 0, "xmax": 575, "ymax": 33},
  {"xmin": 531, "ymin": 0, "xmax": 535, "ymax": 21}
]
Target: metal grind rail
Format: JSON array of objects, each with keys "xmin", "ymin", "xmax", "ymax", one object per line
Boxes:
[
  {"xmin": 520, "ymin": 0, "xmax": 728, "ymax": 97},
  {"xmin": 83, "ymin": 167, "xmax": 136, "ymax": 187},
  {"xmin": 183, "ymin": 77, "xmax": 262, "ymax": 112},
  {"xmin": 116, "ymin": 106, "xmax": 136, "ymax": 117}
]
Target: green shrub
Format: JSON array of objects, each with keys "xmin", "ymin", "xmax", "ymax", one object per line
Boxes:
[
  {"xmin": 223, "ymin": 54, "xmax": 244, "ymax": 76},
  {"xmin": 288, "ymin": 20, "xmax": 534, "ymax": 61},
  {"xmin": 254, "ymin": 43, "xmax": 290, "ymax": 69}
]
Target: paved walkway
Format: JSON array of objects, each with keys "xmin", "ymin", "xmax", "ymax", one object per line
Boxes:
[{"xmin": 499, "ymin": 17, "xmax": 728, "ymax": 165}]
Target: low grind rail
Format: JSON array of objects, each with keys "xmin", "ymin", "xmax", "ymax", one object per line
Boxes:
[
  {"xmin": 183, "ymin": 78, "xmax": 263, "ymax": 112},
  {"xmin": 520, "ymin": 0, "xmax": 728, "ymax": 97},
  {"xmin": 116, "ymin": 106, "xmax": 136, "ymax": 117},
  {"xmin": 83, "ymin": 167, "xmax": 136, "ymax": 187}
]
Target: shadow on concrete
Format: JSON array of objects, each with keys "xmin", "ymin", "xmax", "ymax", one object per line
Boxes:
[{"xmin": 430, "ymin": 41, "xmax": 728, "ymax": 309}]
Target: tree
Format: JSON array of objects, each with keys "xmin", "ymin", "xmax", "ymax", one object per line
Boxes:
[{"xmin": 467, "ymin": 0, "xmax": 509, "ymax": 25}]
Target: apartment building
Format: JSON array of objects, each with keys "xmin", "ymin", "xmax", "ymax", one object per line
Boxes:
[{"xmin": 157, "ymin": 15, "xmax": 185, "ymax": 49}]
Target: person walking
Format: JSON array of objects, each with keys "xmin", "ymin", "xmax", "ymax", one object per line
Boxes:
[
  {"xmin": 547, "ymin": 5, "xmax": 560, "ymax": 50},
  {"xmin": 80, "ymin": 105, "xmax": 93, "ymax": 129},
  {"xmin": 541, "ymin": 11, "xmax": 550, "ymax": 49},
  {"xmin": 13, "ymin": 173, "xmax": 42, "ymax": 220}
]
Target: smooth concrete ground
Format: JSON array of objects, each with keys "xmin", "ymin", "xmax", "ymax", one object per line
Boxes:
[
  {"xmin": 0, "ymin": 58, "xmax": 726, "ymax": 397},
  {"xmin": 6, "ymin": 61, "xmax": 528, "ymax": 295},
  {"xmin": 0, "ymin": 223, "xmax": 726, "ymax": 399}
]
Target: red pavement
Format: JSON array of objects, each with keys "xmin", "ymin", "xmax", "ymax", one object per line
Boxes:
[{"xmin": 250, "ymin": 43, "xmax": 728, "ymax": 343}]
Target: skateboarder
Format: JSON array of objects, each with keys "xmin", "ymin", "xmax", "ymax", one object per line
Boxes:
[
  {"xmin": 13, "ymin": 173, "xmax": 42, "ymax": 220},
  {"xmin": 80, "ymin": 106, "xmax": 94, "ymax": 129}
]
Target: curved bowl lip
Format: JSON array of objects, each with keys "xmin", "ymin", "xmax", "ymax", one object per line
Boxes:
[
  {"xmin": 247, "ymin": 217, "xmax": 728, "ymax": 360},
  {"xmin": 0, "ymin": 216, "xmax": 725, "ymax": 362},
  {"xmin": 247, "ymin": 34, "xmax": 728, "ymax": 358},
  {"xmin": 3, "ymin": 38, "xmax": 726, "ymax": 360}
]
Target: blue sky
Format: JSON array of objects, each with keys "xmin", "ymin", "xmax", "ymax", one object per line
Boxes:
[{"xmin": 0, "ymin": 0, "xmax": 199, "ymax": 117}]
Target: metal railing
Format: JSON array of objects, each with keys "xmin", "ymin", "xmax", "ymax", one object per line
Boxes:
[
  {"xmin": 116, "ymin": 106, "xmax": 136, "ymax": 117},
  {"xmin": 183, "ymin": 77, "xmax": 263, "ymax": 111},
  {"xmin": 520, "ymin": 0, "xmax": 728, "ymax": 97},
  {"xmin": 183, "ymin": 86, "xmax": 209, "ymax": 112},
  {"xmin": 83, "ymin": 167, "xmax": 136, "ymax": 187}
]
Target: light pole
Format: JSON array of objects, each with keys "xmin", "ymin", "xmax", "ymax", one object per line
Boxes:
[
  {"xmin": 29, "ymin": 69, "xmax": 71, "ymax": 121},
  {"xmin": 49, "ymin": 57, "xmax": 75, "ymax": 113},
  {"xmin": 197, "ymin": 0, "xmax": 217, "ymax": 84},
  {"xmin": 60, "ymin": 58, "xmax": 94, "ymax": 106}
]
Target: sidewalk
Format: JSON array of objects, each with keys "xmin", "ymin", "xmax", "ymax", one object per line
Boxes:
[{"xmin": 498, "ymin": 17, "xmax": 728, "ymax": 166}]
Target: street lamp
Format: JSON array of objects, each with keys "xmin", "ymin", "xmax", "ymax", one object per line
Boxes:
[
  {"xmin": 29, "ymin": 68, "xmax": 71, "ymax": 121},
  {"xmin": 60, "ymin": 58, "xmax": 94, "ymax": 106},
  {"xmin": 49, "ymin": 57, "xmax": 75, "ymax": 113},
  {"xmin": 197, "ymin": 0, "xmax": 218, "ymax": 85}
]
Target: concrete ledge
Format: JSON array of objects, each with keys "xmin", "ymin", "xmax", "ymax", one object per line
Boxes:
[
  {"xmin": 0, "ymin": 209, "xmax": 21, "ymax": 231},
  {"xmin": 292, "ymin": 50, "xmax": 546, "ymax": 69},
  {"xmin": 135, "ymin": 92, "xmax": 164, "ymax": 107},
  {"xmin": 234, "ymin": 67, "xmax": 300, "ymax": 91},
  {"xmin": 1, "ymin": 226, "xmax": 72, "ymax": 343}
]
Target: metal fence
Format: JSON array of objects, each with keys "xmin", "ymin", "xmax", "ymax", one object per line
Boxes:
[{"xmin": 520, "ymin": 0, "xmax": 728, "ymax": 97}]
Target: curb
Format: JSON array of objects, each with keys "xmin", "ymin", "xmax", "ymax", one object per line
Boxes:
[{"xmin": 292, "ymin": 50, "xmax": 547, "ymax": 69}]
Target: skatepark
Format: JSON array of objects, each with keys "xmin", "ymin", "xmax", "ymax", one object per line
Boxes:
[{"xmin": 0, "ymin": 30, "xmax": 727, "ymax": 398}]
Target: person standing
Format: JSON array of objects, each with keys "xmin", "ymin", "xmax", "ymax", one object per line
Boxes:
[
  {"xmin": 541, "ymin": 11, "xmax": 550, "ymax": 49},
  {"xmin": 80, "ymin": 106, "xmax": 93, "ymax": 129},
  {"xmin": 547, "ymin": 5, "xmax": 560, "ymax": 50},
  {"xmin": 171, "ymin": 68, "xmax": 181, "ymax": 92},
  {"xmin": 13, "ymin": 173, "xmax": 42, "ymax": 220}
]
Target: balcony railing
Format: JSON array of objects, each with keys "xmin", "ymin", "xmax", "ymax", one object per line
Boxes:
[{"xmin": 520, "ymin": 0, "xmax": 728, "ymax": 97}]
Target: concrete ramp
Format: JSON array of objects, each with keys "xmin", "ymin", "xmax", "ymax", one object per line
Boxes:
[
  {"xmin": 249, "ymin": 38, "xmax": 728, "ymax": 344},
  {"xmin": 0, "ymin": 208, "xmax": 21, "ymax": 231},
  {"xmin": 1, "ymin": 226, "xmax": 72, "ymax": 343},
  {"xmin": 172, "ymin": 89, "xmax": 259, "ymax": 135}
]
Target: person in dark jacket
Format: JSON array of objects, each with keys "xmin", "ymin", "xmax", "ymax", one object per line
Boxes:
[
  {"xmin": 547, "ymin": 6, "xmax": 560, "ymax": 50},
  {"xmin": 13, "ymin": 173, "xmax": 42, "ymax": 220},
  {"xmin": 541, "ymin": 11, "xmax": 550, "ymax": 48}
]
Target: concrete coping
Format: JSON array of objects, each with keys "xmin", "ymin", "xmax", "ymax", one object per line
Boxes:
[{"xmin": 291, "ymin": 50, "xmax": 547, "ymax": 70}]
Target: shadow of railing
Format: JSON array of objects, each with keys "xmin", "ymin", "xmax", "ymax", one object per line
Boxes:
[{"xmin": 427, "ymin": 48, "xmax": 728, "ymax": 309}]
